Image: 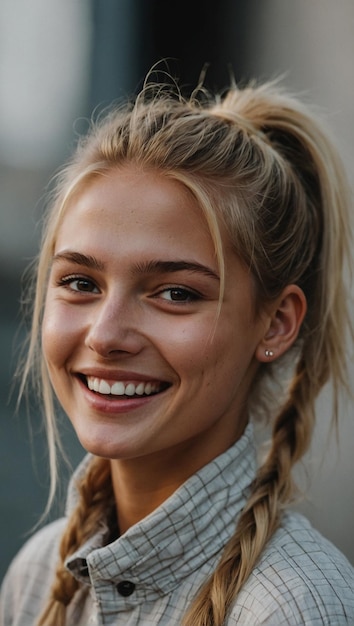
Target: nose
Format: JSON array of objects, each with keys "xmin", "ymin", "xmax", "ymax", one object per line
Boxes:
[{"xmin": 85, "ymin": 294, "xmax": 145, "ymax": 358}]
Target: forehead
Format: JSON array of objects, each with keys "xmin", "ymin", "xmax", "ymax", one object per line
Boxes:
[{"xmin": 54, "ymin": 167, "xmax": 217, "ymax": 261}]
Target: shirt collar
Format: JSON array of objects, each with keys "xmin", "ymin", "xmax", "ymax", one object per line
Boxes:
[{"xmin": 66, "ymin": 424, "xmax": 257, "ymax": 596}]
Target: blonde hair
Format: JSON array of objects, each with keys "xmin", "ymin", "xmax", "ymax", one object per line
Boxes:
[{"xmin": 21, "ymin": 79, "xmax": 352, "ymax": 625}]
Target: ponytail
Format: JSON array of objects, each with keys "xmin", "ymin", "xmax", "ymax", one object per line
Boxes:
[{"xmin": 182, "ymin": 83, "xmax": 352, "ymax": 625}]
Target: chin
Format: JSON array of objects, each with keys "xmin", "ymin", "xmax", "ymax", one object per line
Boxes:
[{"xmin": 75, "ymin": 430, "xmax": 142, "ymax": 461}]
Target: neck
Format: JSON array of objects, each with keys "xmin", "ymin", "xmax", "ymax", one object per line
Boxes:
[
  {"xmin": 109, "ymin": 419, "xmax": 249, "ymax": 535},
  {"xmin": 110, "ymin": 451, "xmax": 192, "ymax": 534},
  {"xmin": 110, "ymin": 430, "xmax": 232, "ymax": 534}
]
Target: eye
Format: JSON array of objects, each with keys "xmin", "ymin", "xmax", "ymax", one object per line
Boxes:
[
  {"xmin": 158, "ymin": 287, "xmax": 199, "ymax": 302},
  {"xmin": 57, "ymin": 275, "xmax": 100, "ymax": 293}
]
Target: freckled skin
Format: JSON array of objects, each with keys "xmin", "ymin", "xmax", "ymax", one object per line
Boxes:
[{"xmin": 42, "ymin": 166, "xmax": 269, "ymax": 487}]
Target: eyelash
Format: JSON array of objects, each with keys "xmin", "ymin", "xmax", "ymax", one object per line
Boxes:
[
  {"xmin": 56, "ymin": 275, "xmax": 202, "ymax": 304},
  {"xmin": 155, "ymin": 287, "xmax": 201, "ymax": 303},
  {"xmin": 56, "ymin": 275, "xmax": 99, "ymax": 293}
]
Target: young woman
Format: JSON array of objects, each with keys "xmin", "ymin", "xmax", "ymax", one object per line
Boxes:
[{"xmin": 1, "ymin": 78, "xmax": 353, "ymax": 626}]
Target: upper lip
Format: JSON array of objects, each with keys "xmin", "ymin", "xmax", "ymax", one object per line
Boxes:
[{"xmin": 75, "ymin": 367, "xmax": 169, "ymax": 384}]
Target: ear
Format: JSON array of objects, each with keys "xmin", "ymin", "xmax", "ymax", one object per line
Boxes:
[{"xmin": 256, "ymin": 285, "xmax": 307, "ymax": 363}]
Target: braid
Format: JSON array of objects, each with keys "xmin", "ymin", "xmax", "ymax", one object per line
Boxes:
[
  {"xmin": 183, "ymin": 358, "xmax": 314, "ymax": 626},
  {"xmin": 37, "ymin": 457, "xmax": 113, "ymax": 626}
]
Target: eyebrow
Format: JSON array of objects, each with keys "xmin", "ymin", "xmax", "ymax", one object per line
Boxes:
[
  {"xmin": 133, "ymin": 259, "xmax": 220, "ymax": 281},
  {"xmin": 52, "ymin": 251, "xmax": 219, "ymax": 281},
  {"xmin": 52, "ymin": 251, "xmax": 105, "ymax": 271}
]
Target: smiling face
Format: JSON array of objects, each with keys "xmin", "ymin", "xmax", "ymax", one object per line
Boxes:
[{"xmin": 42, "ymin": 166, "xmax": 269, "ymax": 476}]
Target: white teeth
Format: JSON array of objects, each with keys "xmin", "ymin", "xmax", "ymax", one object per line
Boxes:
[
  {"xmin": 125, "ymin": 383, "xmax": 136, "ymax": 396},
  {"xmin": 98, "ymin": 380, "xmax": 111, "ymax": 394},
  {"xmin": 135, "ymin": 382, "xmax": 145, "ymax": 395},
  {"xmin": 111, "ymin": 381, "xmax": 125, "ymax": 395},
  {"xmin": 86, "ymin": 377, "xmax": 160, "ymax": 397}
]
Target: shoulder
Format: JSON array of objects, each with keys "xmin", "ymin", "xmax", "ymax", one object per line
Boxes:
[
  {"xmin": 4, "ymin": 517, "xmax": 66, "ymax": 581},
  {"xmin": 228, "ymin": 512, "xmax": 354, "ymax": 625},
  {"xmin": 0, "ymin": 518, "xmax": 66, "ymax": 626}
]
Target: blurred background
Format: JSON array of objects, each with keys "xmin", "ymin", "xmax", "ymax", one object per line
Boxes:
[{"xmin": 1, "ymin": 0, "xmax": 354, "ymax": 582}]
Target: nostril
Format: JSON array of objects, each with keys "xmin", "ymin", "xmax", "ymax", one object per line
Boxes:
[{"xmin": 85, "ymin": 327, "xmax": 145, "ymax": 358}]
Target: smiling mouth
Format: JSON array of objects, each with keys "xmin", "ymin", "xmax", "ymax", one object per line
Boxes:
[{"xmin": 81, "ymin": 376, "xmax": 170, "ymax": 398}]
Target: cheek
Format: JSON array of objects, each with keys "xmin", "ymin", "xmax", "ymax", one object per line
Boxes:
[
  {"xmin": 41, "ymin": 303, "xmax": 81, "ymax": 368},
  {"xmin": 42, "ymin": 319, "xmax": 64, "ymax": 372},
  {"xmin": 152, "ymin": 317, "xmax": 233, "ymax": 389},
  {"xmin": 202, "ymin": 321, "xmax": 258, "ymax": 382},
  {"xmin": 148, "ymin": 317, "xmax": 217, "ymax": 368}
]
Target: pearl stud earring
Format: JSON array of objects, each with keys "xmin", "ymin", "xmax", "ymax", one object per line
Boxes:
[{"xmin": 265, "ymin": 349, "xmax": 274, "ymax": 358}]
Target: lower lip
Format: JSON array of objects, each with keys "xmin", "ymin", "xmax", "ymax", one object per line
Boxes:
[{"xmin": 77, "ymin": 377, "xmax": 166, "ymax": 415}]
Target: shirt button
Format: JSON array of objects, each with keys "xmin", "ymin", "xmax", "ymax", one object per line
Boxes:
[{"xmin": 116, "ymin": 580, "xmax": 136, "ymax": 597}]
